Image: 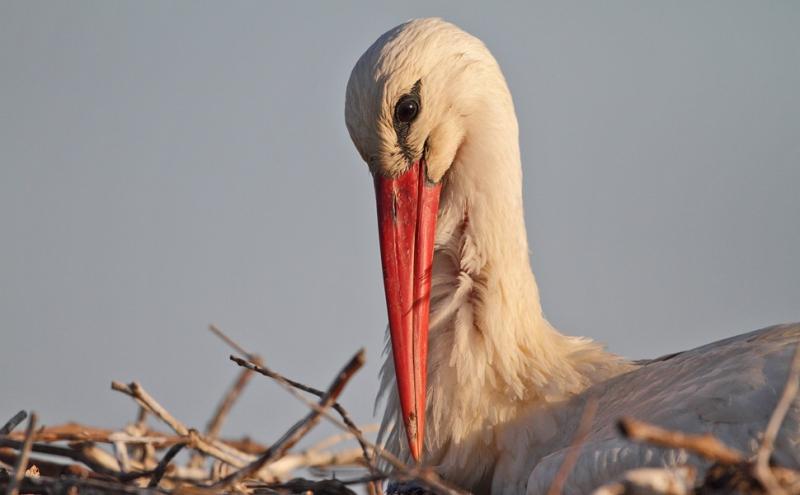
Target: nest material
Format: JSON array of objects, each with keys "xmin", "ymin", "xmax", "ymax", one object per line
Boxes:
[
  {"xmin": 1, "ymin": 326, "xmax": 799, "ymax": 495},
  {"xmin": 0, "ymin": 325, "xmax": 463, "ymax": 495}
]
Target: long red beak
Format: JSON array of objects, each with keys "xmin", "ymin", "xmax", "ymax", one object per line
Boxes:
[{"xmin": 374, "ymin": 160, "xmax": 441, "ymax": 462}]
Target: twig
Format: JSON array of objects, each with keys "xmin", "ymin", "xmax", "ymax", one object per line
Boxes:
[
  {"xmin": 232, "ymin": 355, "xmax": 469, "ymax": 495},
  {"xmin": 618, "ymin": 417, "xmax": 743, "ymax": 464},
  {"xmin": 5, "ymin": 422, "xmax": 266, "ymax": 454},
  {"xmin": 0, "ymin": 438, "xmax": 121, "ymax": 477},
  {"xmin": 307, "ymin": 425, "xmax": 379, "ymax": 453},
  {"xmin": 0, "ymin": 447, "xmax": 107, "ymax": 480},
  {"xmin": 209, "ymin": 323, "xmax": 252, "ymax": 359},
  {"xmin": 183, "ymin": 326, "xmax": 264, "ymax": 471},
  {"xmin": 217, "ymin": 323, "xmax": 378, "ymax": 488},
  {"xmin": 754, "ymin": 343, "xmax": 800, "ymax": 495},
  {"xmin": 215, "ymin": 349, "xmax": 366, "ymax": 489},
  {"xmin": 228, "ymin": 352, "xmax": 327, "ymax": 400},
  {"xmin": 72, "ymin": 441, "xmax": 139, "ymax": 474},
  {"xmin": 6, "ymin": 411, "xmax": 37, "ymax": 495},
  {"xmin": 0, "ymin": 412, "xmax": 27, "ymax": 436},
  {"xmin": 147, "ymin": 441, "xmax": 187, "ymax": 488},
  {"xmin": 113, "ymin": 439, "xmax": 132, "ymax": 473},
  {"xmin": 111, "ymin": 381, "xmax": 254, "ymax": 469},
  {"xmin": 207, "ymin": 367, "xmax": 258, "ymax": 440},
  {"xmin": 547, "ymin": 397, "xmax": 599, "ymax": 495},
  {"xmin": 111, "ymin": 382, "xmax": 190, "ymax": 437},
  {"xmin": 135, "ymin": 407, "xmax": 149, "ymax": 428},
  {"xmin": 206, "ymin": 324, "xmax": 263, "ymax": 440},
  {"xmin": 231, "ymin": 356, "xmax": 377, "ymax": 471}
]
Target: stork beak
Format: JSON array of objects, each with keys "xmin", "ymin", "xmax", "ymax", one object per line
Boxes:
[{"xmin": 374, "ymin": 160, "xmax": 441, "ymax": 462}]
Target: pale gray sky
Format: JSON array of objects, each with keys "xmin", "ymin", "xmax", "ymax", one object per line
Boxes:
[{"xmin": 1, "ymin": 1, "xmax": 798, "ymax": 459}]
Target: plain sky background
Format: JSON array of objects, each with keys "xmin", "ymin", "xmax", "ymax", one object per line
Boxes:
[{"xmin": 1, "ymin": 0, "xmax": 799, "ymax": 470}]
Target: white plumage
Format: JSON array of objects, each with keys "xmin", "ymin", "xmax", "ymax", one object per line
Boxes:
[{"xmin": 344, "ymin": 18, "xmax": 800, "ymax": 494}]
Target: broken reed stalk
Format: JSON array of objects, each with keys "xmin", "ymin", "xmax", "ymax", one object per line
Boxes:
[
  {"xmin": 6, "ymin": 411, "xmax": 37, "ymax": 495},
  {"xmin": 546, "ymin": 397, "xmax": 599, "ymax": 495},
  {"xmin": 617, "ymin": 417, "xmax": 744, "ymax": 464},
  {"xmin": 214, "ymin": 349, "xmax": 366, "ymax": 489}
]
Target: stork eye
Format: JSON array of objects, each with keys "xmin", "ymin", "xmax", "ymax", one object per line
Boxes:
[{"xmin": 395, "ymin": 97, "xmax": 419, "ymax": 124}]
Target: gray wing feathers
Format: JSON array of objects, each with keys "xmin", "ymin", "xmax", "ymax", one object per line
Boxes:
[{"xmin": 523, "ymin": 323, "xmax": 800, "ymax": 495}]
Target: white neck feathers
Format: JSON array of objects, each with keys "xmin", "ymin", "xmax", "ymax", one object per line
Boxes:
[{"xmin": 377, "ymin": 64, "xmax": 630, "ymax": 489}]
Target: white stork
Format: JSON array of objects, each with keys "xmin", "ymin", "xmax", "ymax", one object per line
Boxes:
[{"xmin": 344, "ymin": 18, "xmax": 800, "ymax": 494}]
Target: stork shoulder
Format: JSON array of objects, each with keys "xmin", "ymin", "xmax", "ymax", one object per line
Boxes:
[{"xmin": 494, "ymin": 322, "xmax": 800, "ymax": 495}]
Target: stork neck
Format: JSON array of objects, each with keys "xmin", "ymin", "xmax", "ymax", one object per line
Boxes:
[
  {"xmin": 431, "ymin": 95, "xmax": 570, "ymax": 399},
  {"xmin": 411, "ymin": 86, "xmax": 631, "ymax": 488}
]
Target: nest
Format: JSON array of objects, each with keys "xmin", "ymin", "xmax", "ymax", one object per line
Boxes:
[
  {"xmin": 1, "ymin": 325, "xmax": 799, "ymax": 495},
  {"xmin": 0, "ymin": 325, "xmax": 460, "ymax": 495}
]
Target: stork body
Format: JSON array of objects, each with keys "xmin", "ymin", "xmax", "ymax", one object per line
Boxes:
[{"xmin": 344, "ymin": 18, "xmax": 800, "ymax": 494}]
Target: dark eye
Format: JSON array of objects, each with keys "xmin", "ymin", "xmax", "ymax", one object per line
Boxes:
[{"xmin": 395, "ymin": 97, "xmax": 419, "ymax": 124}]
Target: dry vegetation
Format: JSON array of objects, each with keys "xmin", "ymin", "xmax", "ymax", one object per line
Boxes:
[
  {"xmin": 0, "ymin": 325, "xmax": 464, "ymax": 495},
  {"xmin": 1, "ymin": 327, "xmax": 799, "ymax": 495}
]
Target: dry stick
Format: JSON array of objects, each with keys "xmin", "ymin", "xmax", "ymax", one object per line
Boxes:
[
  {"xmin": 111, "ymin": 382, "xmax": 190, "ymax": 437},
  {"xmin": 111, "ymin": 381, "xmax": 254, "ymax": 469},
  {"xmin": 72, "ymin": 441, "xmax": 141, "ymax": 474},
  {"xmin": 209, "ymin": 323, "xmax": 252, "ymax": 359},
  {"xmin": 207, "ymin": 367, "xmax": 258, "ymax": 440},
  {"xmin": 113, "ymin": 439, "xmax": 132, "ymax": 473},
  {"xmin": 232, "ymin": 355, "xmax": 469, "ymax": 495},
  {"xmin": 206, "ymin": 325, "xmax": 262, "ymax": 439},
  {"xmin": 754, "ymin": 343, "xmax": 800, "ymax": 495},
  {"xmin": 546, "ymin": 397, "xmax": 599, "ymax": 495},
  {"xmin": 306, "ymin": 425, "xmax": 379, "ymax": 453},
  {"xmin": 0, "ymin": 412, "xmax": 27, "ymax": 436},
  {"xmin": 214, "ymin": 349, "xmax": 366, "ymax": 490},
  {"xmin": 135, "ymin": 406, "xmax": 149, "ymax": 428},
  {"xmin": 216, "ymin": 325, "xmax": 405, "ymax": 495},
  {"xmin": 113, "ymin": 381, "xmax": 256, "ymax": 464},
  {"xmin": 229, "ymin": 357, "xmax": 376, "ymax": 465},
  {"xmin": 292, "ymin": 389, "xmax": 463, "ymax": 495},
  {"xmin": 0, "ymin": 448, "xmax": 103, "ymax": 480},
  {"xmin": 186, "ymin": 330, "xmax": 262, "ymax": 470},
  {"xmin": 617, "ymin": 417, "xmax": 744, "ymax": 464},
  {"xmin": 5, "ymin": 422, "xmax": 266, "ymax": 454},
  {"xmin": 213, "ymin": 323, "xmax": 378, "ymax": 488},
  {"xmin": 6, "ymin": 411, "xmax": 37, "ymax": 495},
  {"xmin": 147, "ymin": 441, "xmax": 188, "ymax": 488},
  {"xmin": 0, "ymin": 438, "xmax": 126, "ymax": 477}
]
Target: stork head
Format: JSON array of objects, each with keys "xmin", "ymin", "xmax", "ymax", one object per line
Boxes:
[{"xmin": 344, "ymin": 18, "xmax": 500, "ymax": 461}]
